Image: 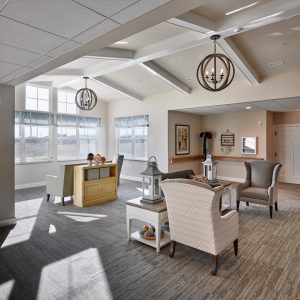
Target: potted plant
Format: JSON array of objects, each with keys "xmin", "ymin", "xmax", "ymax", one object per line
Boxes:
[{"xmin": 87, "ymin": 153, "xmax": 94, "ymax": 166}]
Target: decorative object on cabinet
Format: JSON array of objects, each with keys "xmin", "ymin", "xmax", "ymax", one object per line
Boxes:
[
  {"xmin": 241, "ymin": 137, "xmax": 257, "ymax": 154},
  {"xmin": 196, "ymin": 34, "xmax": 235, "ymax": 92},
  {"xmin": 73, "ymin": 163, "xmax": 118, "ymax": 207},
  {"xmin": 175, "ymin": 124, "xmax": 190, "ymax": 155},
  {"xmin": 202, "ymin": 154, "xmax": 218, "ymax": 183},
  {"xmin": 141, "ymin": 156, "xmax": 164, "ymax": 204},
  {"xmin": 200, "ymin": 131, "xmax": 212, "ymax": 160},
  {"xmin": 221, "ymin": 129, "xmax": 234, "ymax": 154},
  {"xmin": 87, "ymin": 153, "xmax": 94, "ymax": 166}
]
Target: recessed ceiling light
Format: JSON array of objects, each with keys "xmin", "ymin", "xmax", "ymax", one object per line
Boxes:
[
  {"xmin": 225, "ymin": 2, "xmax": 259, "ymax": 16},
  {"xmin": 114, "ymin": 41, "xmax": 128, "ymax": 45},
  {"xmin": 245, "ymin": 106, "xmax": 252, "ymax": 110},
  {"xmin": 250, "ymin": 12, "xmax": 283, "ymax": 24}
]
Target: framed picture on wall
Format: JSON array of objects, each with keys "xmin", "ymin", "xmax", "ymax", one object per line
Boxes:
[{"xmin": 175, "ymin": 124, "xmax": 190, "ymax": 155}]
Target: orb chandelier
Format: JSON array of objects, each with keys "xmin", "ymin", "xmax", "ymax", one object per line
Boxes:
[
  {"xmin": 75, "ymin": 77, "xmax": 97, "ymax": 110},
  {"xmin": 196, "ymin": 34, "xmax": 235, "ymax": 92}
]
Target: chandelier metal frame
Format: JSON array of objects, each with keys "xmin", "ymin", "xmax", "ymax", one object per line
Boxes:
[
  {"xmin": 75, "ymin": 76, "xmax": 97, "ymax": 110},
  {"xmin": 196, "ymin": 34, "xmax": 235, "ymax": 92}
]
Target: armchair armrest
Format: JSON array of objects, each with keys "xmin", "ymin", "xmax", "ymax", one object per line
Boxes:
[{"xmin": 221, "ymin": 210, "xmax": 238, "ymax": 221}]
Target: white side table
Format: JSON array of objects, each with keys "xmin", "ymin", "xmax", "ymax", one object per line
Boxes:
[{"xmin": 126, "ymin": 197, "xmax": 171, "ymax": 253}]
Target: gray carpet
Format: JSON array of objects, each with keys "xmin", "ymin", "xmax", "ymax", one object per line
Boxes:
[{"xmin": 0, "ymin": 181, "xmax": 299, "ymax": 300}]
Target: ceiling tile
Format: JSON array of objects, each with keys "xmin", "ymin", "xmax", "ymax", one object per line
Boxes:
[
  {"xmin": 0, "ymin": 61, "xmax": 21, "ymax": 78},
  {"xmin": 252, "ymin": 100, "xmax": 286, "ymax": 111},
  {"xmin": 73, "ymin": 0, "xmax": 138, "ymax": 17},
  {"xmin": 73, "ymin": 19, "xmax": 119, "ymax": 44},
  {"xmin": 26, "ymin": 55, "xmax": 53, "ymax": 68},
  {"xmin": 276, "ymin": 98, "xmax": 300, "ymax": 108},
  {"xmin": 0, "ymin": 16, "xmax": 65, "ymax": 54},
  {"xmin": 0, "ymin": 43, "xmax": 40, "ymax": 66},
  {"xmin": 1, "ymin": 0, "xmax": 106, "ymax": 39},
  {"xmin": 1, "ymin": 0, "xmax": 105, "ymax": 39},
  {"xmin": 111, "ymin": 0, "xmax": 171, "ymax": 24},
  {"xmin": 0, "ymin": 66, "xmax": 32, "ymax": 83},
  {"xmin": 46, "ymin": 41, "xmax": 81, "ymax": 58}
]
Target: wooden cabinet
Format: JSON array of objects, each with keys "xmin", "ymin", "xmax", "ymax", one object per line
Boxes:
[{"xmin": 73, "ymin": 163, "xmax": 118, "ymax": 207}]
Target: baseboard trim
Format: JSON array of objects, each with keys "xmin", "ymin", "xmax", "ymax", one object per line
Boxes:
[
  {"xmin": 0, "ymin": 217, "xmax": 17, "ymax": 228},
  {"xmin": 120, "ymin": 175, "xmax": 142, "ymax": 182},
  {"xmin": 15, "ymin": 181, "xmax": 45, "ymax": 190},
  {"xmin": 217, "ymin": 176, "xmax": 244, "ymax": 182}
]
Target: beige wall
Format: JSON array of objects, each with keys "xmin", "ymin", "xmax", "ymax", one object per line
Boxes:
[
  {"xmin": 108, "ymin": 70, "xmax": 300, "ymax": 180},
  {"xmin": 168, "ymin": 111, "xmax": 202, "ymax": 174},
  {"xmin": 0, "ymin": 84, "xmax": 15, "ymax": 226},
  {"xmin": 201, "ymin": 111, "xmax": 267, "ymax": 179},
  {"xmin": 273, "ymin": 111, "xmax": 300, "ymax": 124},
  {"xmin": 266, "ymin": 112, "xmax": 274, "ymax": 160}
]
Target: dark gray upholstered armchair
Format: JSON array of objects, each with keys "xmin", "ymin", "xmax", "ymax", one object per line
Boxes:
[{"xmin": 237, "ymin": 160, "xmax": 281, "ymax": 218}]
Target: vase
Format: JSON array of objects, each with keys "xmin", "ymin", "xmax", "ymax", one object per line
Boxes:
[{"xmin": 88, "ymin": 160, "xmax": 92, "ymax": 166}]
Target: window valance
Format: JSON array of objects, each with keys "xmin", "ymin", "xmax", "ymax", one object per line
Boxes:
[
  {"xmin": 15, "ymin": 111, "xmax": 54, "ymax": 125},
  {"xmin": 114, "ymin": 115, "xmax": 149, "ymax": 128},
  {"xmin": 56, "ymin": 114, "xmax": 101, "ymax": 127}
]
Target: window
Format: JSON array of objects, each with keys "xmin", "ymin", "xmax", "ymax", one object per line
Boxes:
[
  {"xmin": 115, "ymin": 115, "xmax": 148, "ymax": 160},
  {"xmin": 26, "ymin": 85, "xmax": 50, "ymax": 112},
  {"xmin": 56, "ymin": 115, "xmax": 100, "ymax": 161},
  {"xmin": 57, "ymin": 90, "xmax": 77, "ymax": 114},
  {"xmin": 15, "ymin": 111, "xmax": 53, "ymax": 163}
]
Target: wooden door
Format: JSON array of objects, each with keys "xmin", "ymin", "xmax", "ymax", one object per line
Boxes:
[{"xmin": 275, "ymin": 126, "xmax": 300, "ymax": 183}]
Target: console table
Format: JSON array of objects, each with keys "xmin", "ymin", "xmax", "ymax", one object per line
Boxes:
[
  {"xmin": 73, "ymin": 163, "xmax": 118, "ymax": 207},
  {"xmin": 126, "ymin": 197, "xmax": 171, "ymax": 253}
]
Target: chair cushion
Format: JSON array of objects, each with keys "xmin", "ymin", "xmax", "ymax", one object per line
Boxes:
[
  {"xmin": 240, "ymin": 187, "xmax": 268, "ymax": 200},
  {"xmin": 250, "ymin": 161, "xmax": 276, "ymax": 188}
]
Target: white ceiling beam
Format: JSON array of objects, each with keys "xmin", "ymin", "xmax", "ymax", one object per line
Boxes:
[
  {"xmin": 140, "ymin": 61, "xmax": 191, "ymax": 95},
  {"xmin": 217, "ymin": 37, "xmax": 260, "ymax": 85},
  {"xmin": 85, "ymin": 47, "xmax": 135, "ymax": 60},
  {"xmin": 168, "ymin": 12, "xmax": 216, "ymax": 33},
  {"xmin": 92, "ymin": 77, "xmax": 143, "ymax": 101},
  {"xmin": 45, "ymin": 69, "xmax": 84, "ymax": 76}
]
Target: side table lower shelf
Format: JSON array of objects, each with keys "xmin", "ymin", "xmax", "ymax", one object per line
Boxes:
[{"xmin": 130, "ymin": 231, "xmax": 171, "ymax": 249}]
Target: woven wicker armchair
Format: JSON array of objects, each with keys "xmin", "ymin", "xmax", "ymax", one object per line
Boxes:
[{"xmin": 160, "ymin": 179, "xmax": 239, "ymax": 276}]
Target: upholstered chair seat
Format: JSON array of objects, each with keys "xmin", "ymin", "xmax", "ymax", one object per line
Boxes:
[
  {"xmin": 161, "ymin": 178, "xmax": 239, "ymax": 276},
  {"xmin": 237, "ymin": 160, "xmax": 281, "ymax": 218}
]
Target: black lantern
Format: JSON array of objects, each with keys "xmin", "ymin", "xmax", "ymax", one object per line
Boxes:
[{"xmin": 141, "ymin": 156, "xmax": 163, "ymax": 204}]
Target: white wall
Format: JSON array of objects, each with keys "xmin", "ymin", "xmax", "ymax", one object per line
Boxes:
[
  {"xmin": 0, "ymin": 84, "xmax": 16, "ymax": 227},
  {"xmin": 15, "ymin": 83, "xmax": 108, "ymax": 189},
  {"xmin": 108, "ymin": 70, "xmax": 300, "ymax": 180}
]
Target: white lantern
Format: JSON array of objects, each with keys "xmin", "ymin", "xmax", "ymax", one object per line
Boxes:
[
  {"xmin": 202, "ymin": 154, "xmax": 218, "ymax": 183},
  {"xmin": 141, "ymin": 156, "xmax": 163, "ymax": 204}
]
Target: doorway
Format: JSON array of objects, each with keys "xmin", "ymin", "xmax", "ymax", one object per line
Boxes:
[{"xmin": 274, "ymin": 125, "xmax": 300, "ymax": 183}]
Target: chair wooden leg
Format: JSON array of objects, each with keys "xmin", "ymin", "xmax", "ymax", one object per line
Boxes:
[
  {"xmin": 47, "ymin": 194, "xmax": 50, "ymax": 202},
  {"xmin": 169, "ymin": 241, "xmax": 176, "ymax": 258},
  {"xmin": 269, "ymin": 206, "xmax": 273, "ymax": 218},
  {"xmin": 246, "ymin": 202, "xmax": 249, "ymax": 206},
  {"xmin": 233, "ymin": 239, "xmax": 238, "ymax": 256},
  {"xmin": 211, "ymin": 255, "xmax": 219, "ymax": 276},
  {"xmin": 236, "ymin": 200, "xmax": 240, "ymax": 211},
  {"xmin": 275, "ymin": 202, "xmax": 278, "ymax": 211},
  {"xmin": 62, "ymin": 197, "xmax": 65, "ymax": 206}
]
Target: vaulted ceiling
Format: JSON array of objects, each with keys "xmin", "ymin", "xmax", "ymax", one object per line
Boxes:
[{"xmin": 1, "ymin": 0, "xmax": 300, "ymax": 110}]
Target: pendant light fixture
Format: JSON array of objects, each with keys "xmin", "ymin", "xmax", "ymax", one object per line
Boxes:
[
  {"xmin": 196, "ymin": 35, "xmax": 235, "ymax": 92},
  {"xmin": 75, "ymin": 77, "xmax": 97, "ymax": 110}
]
